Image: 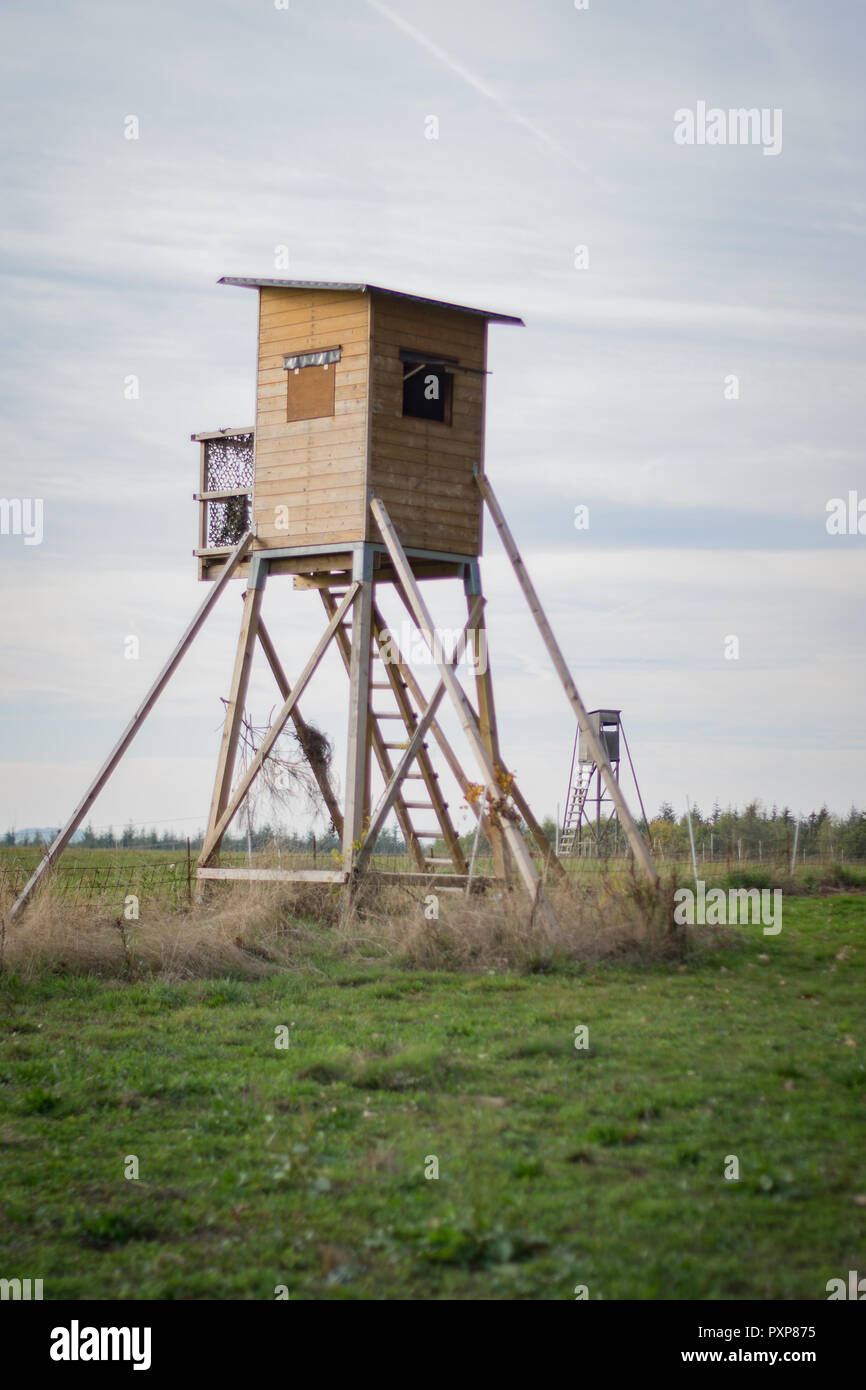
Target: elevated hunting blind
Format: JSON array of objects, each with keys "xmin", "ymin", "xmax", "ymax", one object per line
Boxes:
[
  {"xmin": 193, "ymin": 279, "xmax": 521, "ymax": 581},
  {"xmin": 9, "ymin": 279, "xmax": 658, "ymax": 925}
]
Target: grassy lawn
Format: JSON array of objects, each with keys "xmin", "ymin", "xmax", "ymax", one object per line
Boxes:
[{"xmin": 0, "ymin": 894, "xmax": 863, "ymax": 1300}]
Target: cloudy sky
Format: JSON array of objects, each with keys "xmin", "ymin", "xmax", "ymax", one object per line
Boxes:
[{"xmin": 1, "ymin": 0, "xmax": 864, "ymax": 843}]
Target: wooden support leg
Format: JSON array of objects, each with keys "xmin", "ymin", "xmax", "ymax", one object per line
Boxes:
[
  {"xmin": 342, "ymin": 578, "xmax": 373, "ymax": 870},
  {"xmin": 475, "ymin": 468, "xmax": 659, "ymax": 890},
  {"xmin": 371, "ymin": 496, "xmax": 553, "ymax": 924},
  {"xmin": 200, "ymin": 580, "xmax": 265, "ymax": 868},
  {"xmin": 464, "ymin": 577, "xmax": 565, "ymax": 881},
  {"xmin": 464, "ymin": 593, "xmax": 509, "ymax": 883},
  {"xmin": 467, "ymin": 591, "xmax": 565, "ymax": 882}
]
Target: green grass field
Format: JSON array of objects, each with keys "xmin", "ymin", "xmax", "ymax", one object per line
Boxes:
[{"xmin": 1, "ymin": 892, "xmax": 863, "ymax": 1300}]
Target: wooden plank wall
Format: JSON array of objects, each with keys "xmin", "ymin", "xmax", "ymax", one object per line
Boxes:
[
  {"xmin": 253, "ymin": 288, "xmax": 371, "ymax": 548},
  {"xmin": 368, "ymin": 295, "xmax": 485, "ymax": 556}
]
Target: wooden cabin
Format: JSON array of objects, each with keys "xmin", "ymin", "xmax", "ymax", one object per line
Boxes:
[{"xmin": 193, "ymin": 280, "xmax": 523, "ymax": 582}]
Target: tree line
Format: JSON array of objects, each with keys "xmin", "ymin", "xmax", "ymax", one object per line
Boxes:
[
  {"xmin": 5, "ymin": 802, "xmax": 865, "ymax": 861},
  {"xmin": 2, "ymin": 822, "xmax": 394, "ymax": 855},
  {"xmin": 638, "ymin": 801, "xmax": 866, "ymax": 862}
]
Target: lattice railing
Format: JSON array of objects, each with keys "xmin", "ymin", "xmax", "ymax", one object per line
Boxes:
[{"xmin": 193, "ymin": 429, "xmax": 254, "ymax": 553}]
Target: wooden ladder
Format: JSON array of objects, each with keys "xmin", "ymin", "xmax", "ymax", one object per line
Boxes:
[{"xmin": 320, "ymin": 589, "xmax": 467, "ymax": 880}]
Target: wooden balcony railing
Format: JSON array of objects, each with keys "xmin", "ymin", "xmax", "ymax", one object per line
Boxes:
[{"xmin": 192, "ymin": 427, "xmax": 255, "ymax": 560}]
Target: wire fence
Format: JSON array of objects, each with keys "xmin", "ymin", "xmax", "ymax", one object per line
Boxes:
[
  {"xmin": 0, "ymin": 851, "xmax": 440, "ymax": 909},
  {"xmin": 2, "ymin": 844, "xmax": 863, "ymax": 914},
  {"xmin": 0, "ymin": 858, "xmax": 192, "ymax": 909}
]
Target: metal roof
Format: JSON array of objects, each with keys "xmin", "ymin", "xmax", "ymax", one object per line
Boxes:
[{"xmin": 218, "ymin": 278, "xmax": 524, "ymax": 326}]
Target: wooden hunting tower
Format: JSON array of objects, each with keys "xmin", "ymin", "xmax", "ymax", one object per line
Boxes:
[{"xmin": 10, "ymin": 279, "xmax": 659, "ymax": 925}]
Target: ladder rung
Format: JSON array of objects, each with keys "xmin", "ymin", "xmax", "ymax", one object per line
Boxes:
[
  {"xmin": 415, "ymin": 831, "xmax": 444, "ymax": 839},
  {"xmin": 383, "ymin": 742, "xmax": 412, "ymax": 750},
  {"xmin": 405, "ymin": 772, "xmax": 426, "ymax": 779},
  {"xmin": 403, "ymin": 802, "xmax": 435, "ymax": 810},
  {"xmin": 424, "ymin": 856, "xmax": 453, "ymax": 864},
  {"xmin": 373, "ymin": 711, "xmax": 405, "ymax": 719},
  {"xmin": 371, "ymin": 681, "xmax": 393, "ymax": 689}
]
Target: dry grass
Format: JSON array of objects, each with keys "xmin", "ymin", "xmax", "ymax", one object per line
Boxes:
[
  {"xmin": 0, "ymin": 883, "xmax": 301, "ymax": 982},
  {"xmin": 339, "ymin": 868, "xmax": 682, "ymax": 972},
  {"xmin": 0, "ymin": 868, "xmax": 684, "ymax": 982}
]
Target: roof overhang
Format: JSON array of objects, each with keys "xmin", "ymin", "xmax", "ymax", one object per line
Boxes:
[{"xmin": 217, "ymin": 277, "xmax": 524, "ymax": 326}]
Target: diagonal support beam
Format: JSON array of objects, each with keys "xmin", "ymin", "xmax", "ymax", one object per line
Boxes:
[
  {"xmin": 198, "ymin": 582, "xmax": 359, "ymax": 865},
  {"xmin": 475, "ymin": 468, "xmax": 659, "ymax": 889},
  {"xmin": 7, "ymin": 531, "xmax": 254, "ymax": 922},
  {"xmin": 354, "ymin": 596, "xmax": 485, "ymax": 876},
  {"xmin": 371, "ymin": 496, "xmax": 550, "ymax": 916}
]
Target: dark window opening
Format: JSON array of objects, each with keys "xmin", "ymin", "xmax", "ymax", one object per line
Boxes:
[{"xmin": 401, "ymin": 351, "xmax": 455, "ymax": 424}]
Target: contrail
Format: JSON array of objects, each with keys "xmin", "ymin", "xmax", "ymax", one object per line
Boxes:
[{"xmin": 366, "ymin": 0, "xmax": 582, "ymax": 169}]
